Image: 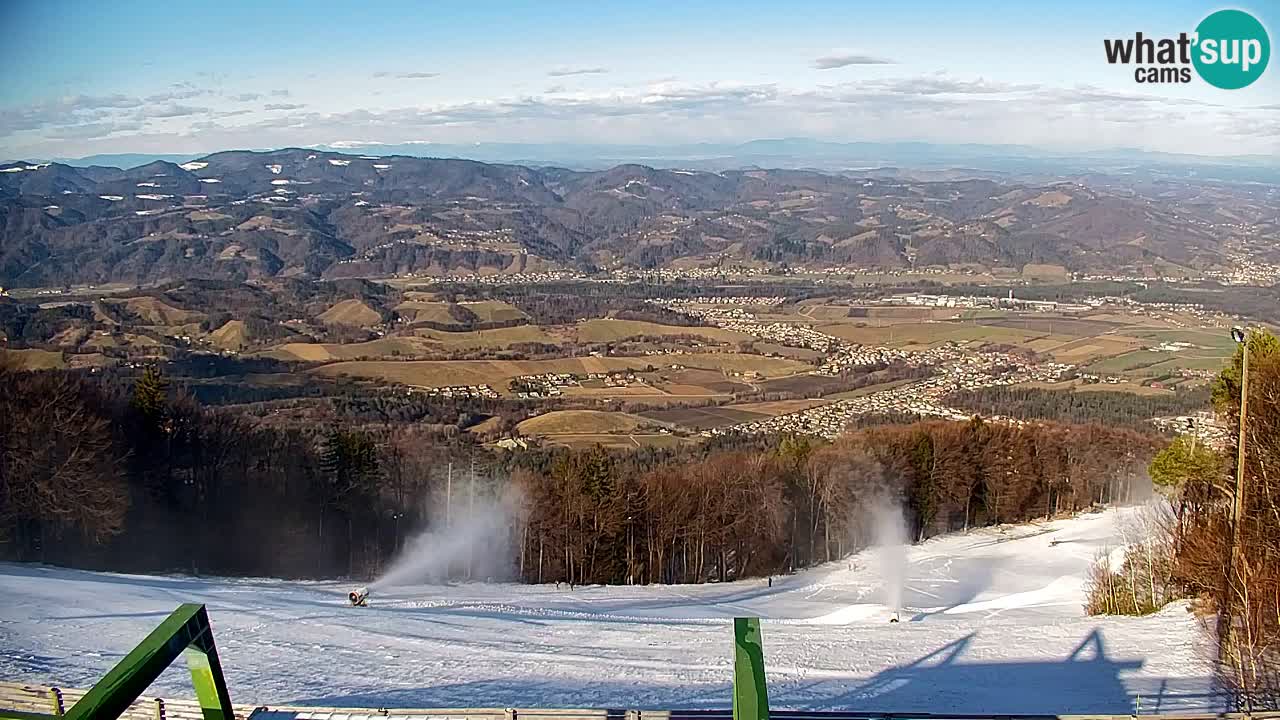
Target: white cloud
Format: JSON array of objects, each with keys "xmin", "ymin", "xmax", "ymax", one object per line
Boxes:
[
  {"xmin": 149, "ymin": 104, "xmax": 210, "ymax": 119},
  {"xmin": 813, "ymin": 54, "xmax": 895, "ymax": 69},
  {"xmin": 547, "ymin": 67, "xmax": 609, "ymax": 77},
  {"xmin": 374, "ymin": 71, "xmax": 441, "ymax": 79},
  {"xmin": 2, "ymin": 74, "xmax": 1275, "ymax": 158}
]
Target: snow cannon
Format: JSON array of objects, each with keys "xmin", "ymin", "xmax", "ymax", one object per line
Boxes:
[{"xmin": 348, "ymin": 587, "xmax": 369, "ymax": 607}]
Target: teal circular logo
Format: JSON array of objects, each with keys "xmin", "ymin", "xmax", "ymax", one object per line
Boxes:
[{"xmin": 1193, "ymin": 9, "xmax": 1270, "ymax": 89}]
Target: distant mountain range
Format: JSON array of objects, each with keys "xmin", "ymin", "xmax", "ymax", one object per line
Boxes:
[
  {"xmin": 42, "ymin": 139, "xmax": 1280, "ymax": 184},
  {"xmin": 1, "ymin": 147, "xmax": 1275, "ymax": 287}
]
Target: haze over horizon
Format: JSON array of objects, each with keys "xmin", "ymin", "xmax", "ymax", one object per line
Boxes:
[{"xmin": 1, "ymin": 0, "xmax": 1277, "ymax": 162}]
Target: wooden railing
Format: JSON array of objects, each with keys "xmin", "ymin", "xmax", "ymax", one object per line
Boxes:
[
  {"xmin": 8, "ymin": 683, "xmax": 1280, "ymax": 720},
  {"xmin": 0, "ymin": 682, "xmax": 251, "ymax": 720}
]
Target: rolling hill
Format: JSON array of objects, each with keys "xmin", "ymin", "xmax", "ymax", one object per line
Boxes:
[{"xmin": 0, "ymin": 149, "xmax": 1259, "ymax": 287}]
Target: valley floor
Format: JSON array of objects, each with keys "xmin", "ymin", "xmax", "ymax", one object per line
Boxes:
[{"xmin": 0, "ymin": 507, "xmax": 1220, "ymax": 713}]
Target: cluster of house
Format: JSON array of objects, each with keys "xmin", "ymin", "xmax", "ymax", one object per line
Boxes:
[
  {"xmin": 1109, "ymin": 298, "xmax": 1230, "ymax": 327},
  {"xmin": 408, "ymin": 384, "xmax": 499, "ymax": 399},
  {"xmin": 877, "ymin": 292, "xmax": 1092, "ymax": 313},
  {"xmin": 666, "ymin": 296, "xmax": 786, "ymax": 306},
  {"xmin": 604, "ymin": 266, "xmax": 774, "ymax": 283},
  {"xmin": 431, "ymin": 270, "xmax": 581, "ymax": 285},
  {"xmin": 656, "ymin": 299, "xmax": 917, "ymax": 377},
  {"xmin": 655, "ymin": 301, "xmax": 837, "ymax": 348},
  {"xmin": 1075, "ymin": 372, "xmax": 1131, "ymax": 385},
  {"xmin": 709, "ymin": 344, "xmax": 1073, "ymax": 440},
  {"xmin": 588, "ymin": 371, "xmax": 639, "ymax": 387},
  {"xmin": 507, "ymin": 370, "xmax": 642, "ymax": 398},
  {"xmin": 509, "ymin": 372, "xmax": 577, "ymax": 398},
  {"xmin": 1152, "ymin": 411, "xmax": 1231, "ymax": 450},
  {"xmin": 333, "ymin": 226, "xmax": 523, "ymax": 268},
  {"xmin": 1204, "ymin": 253, "xmax": 1280, "ymax": 287}
]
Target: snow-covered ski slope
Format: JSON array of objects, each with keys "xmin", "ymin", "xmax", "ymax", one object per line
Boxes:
[{"xmin": 0, "ymin": 508, "xmax": 1218, "ymax": 713}]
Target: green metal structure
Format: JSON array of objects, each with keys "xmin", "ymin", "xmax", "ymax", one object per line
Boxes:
[
  {"xmin": 0, "ymin": 603, "xmax": 234, "ymax": 720},
  {"xmin": 0, "ymin": 605, "xmax": 765, "ymax": 720},
  {"xmin": 733, "ymin": 617, "xmax": 770, "ymax": 720}
]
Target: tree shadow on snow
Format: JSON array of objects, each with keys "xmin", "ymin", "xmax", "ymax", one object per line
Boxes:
[
  {"xmin": 799, "ymin": 629, "xmax": 1214, "ymax": 714},
  {"xmin": 277, "ymin": 629, "xmax": 1217, "ymax": 715}
]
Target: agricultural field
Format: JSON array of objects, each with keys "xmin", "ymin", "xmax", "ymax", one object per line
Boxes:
[
  {"xmin": 317, "ymin": 299, "xmax": 383, "ymax": 327},
  {"xmin": 261, "ymin": 326, "xmax": 558, "ymax": 362},
  {"xmin": 208, "ymin": 320, "xmax": 249, "ymax": 351},
  {"xmin": 0, "ymin": 348, "xmax": 66, "ymax": 370},
  {"xmin": 393, "ymin": 299, "xmax": 529, "ymax": 326},
  {"xmin": 103, "ymin": 296, "xmax": 205, "ymax": 326},
  {"xmin": 1084, "ymin": 342, "xmax": 1235, "ymax": 378},
  {"xmin": 517, "ymin": 410, "xmax": 658, "ymax": 435},
  {"xmin": 574, "ymin": 318, "xmax": 749, "ymax": 344},
  {"xmin": 641, "ymin": 405, "xmax": 763, "ymax": 429},
  {"xmin": 515, "ymin": 409, "xmax": 687, "ymax": 449},
  {"xmin": 1046, "ymin": 336, "xmax": 1147, "ymax": 363},
  {"xmin": 311, "ymin": 353, "xmax": 808, "ymax": 391},
  {"xmin": 461, "ymin": 300, "xmax": 530, "ymax": 324},
  {"xmin": 393, "ymin": 301, "xmax": 465, "ymax": 326},
  {"xmin": 1025, "ymin": 379, "xmax": 1179, "ymax": 397},
  {"xmin": 816, "ymin": 321, "xmax": 1056, "ymax": 349},
  {"xmin": 641, "ymin": 398, "xmax": 829, "ymax": 430}
]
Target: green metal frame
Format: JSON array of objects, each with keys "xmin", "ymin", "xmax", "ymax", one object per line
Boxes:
[
  {"xmin": 0, "ymin": 603, "xmax": 234, "ymax": 720},
  {"xmin": 3, "ymin": 605, "xmax": 761, "ymax": 720},
  {"xmin": 733, "ymin": 617, "xmax": 769, "ymax": 720}
]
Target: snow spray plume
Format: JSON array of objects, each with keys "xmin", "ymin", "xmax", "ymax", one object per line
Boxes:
[
  {"xmin": 373, "ymin": 486, "xmax": 524, "ymax": 588},
  {"xmin": 869, "ymin": 495, "xmax": 909, "ymax": 616}
]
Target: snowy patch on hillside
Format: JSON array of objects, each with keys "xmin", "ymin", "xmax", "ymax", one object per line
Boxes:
[
  {"xmin": 0, "ymin": 508, "xmax": 1218, "ymax": 713},
  {"xmin": 199, "ymin": 178, "xmax": 221, "ymax": 184},
  {"xmin": 98, "ymin": 195, "xmax": 123, "ymax": 201},
  {"xmin": 136, "ymin": 182, "xmax": 158, "ymax": 188},
  {"xmin": 179, "ymin": 161, "xmax": 209, "ymax": 171},
  {"xmin": 329, "ymin": 159, "xmax": 351, "ymax": 167},
  {"xmin": 270, "ymin": 179, "xmax": 292, "ymax": 185},
  {"xmin": 266, "ymin": 164, "xmax": 282, "ymax": 174}
]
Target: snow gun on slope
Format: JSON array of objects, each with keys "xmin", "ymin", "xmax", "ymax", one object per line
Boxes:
[{"xmin": 348, "ymin": 587, "xmax": 369, "ymax": 606}]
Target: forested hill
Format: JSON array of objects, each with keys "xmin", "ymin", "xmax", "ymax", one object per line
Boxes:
[
  {"xmin": 947, "ymin": 385, "xmax": 1211, "ymax": 429},
  {"xmin": 2, "ymin": 147, "xmax": 1264, "ymax": 286},
  {"xmin": 2, "ymin": 360, "xmax": 1159, "ymax": 583}
]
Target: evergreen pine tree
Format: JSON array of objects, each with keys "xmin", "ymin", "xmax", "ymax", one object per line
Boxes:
[{"xmin": 131, "ymin": 366, "xmax": 168, "ymax": 428}]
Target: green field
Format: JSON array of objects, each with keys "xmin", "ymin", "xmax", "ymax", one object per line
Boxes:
[
  {"xmin": 1123, "ymin": 328, "xmax": 1240, "ymax": 354},
  {"xmin": 1086, "ymin": 346, "xmax": 1232, "ymax": 376}
]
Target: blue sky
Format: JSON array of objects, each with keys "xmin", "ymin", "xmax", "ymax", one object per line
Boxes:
[{"xmin": 1, "ymin": 0, "xmax": 1276, "ymax": 159}]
